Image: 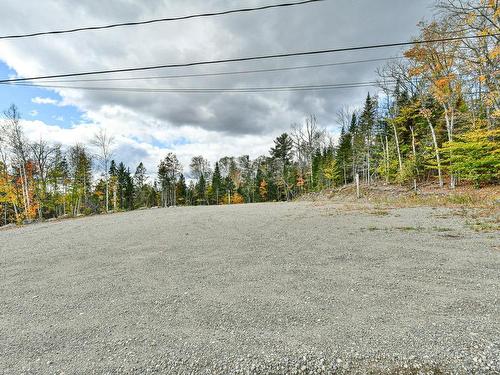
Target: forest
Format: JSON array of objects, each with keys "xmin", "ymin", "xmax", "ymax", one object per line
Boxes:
[{"xmin": 0, "ymin": 0, "xmax": 498, "ymax": 225}]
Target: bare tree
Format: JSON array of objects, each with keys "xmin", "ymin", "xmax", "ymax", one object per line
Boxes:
[
  {"xmin": 190, "ymin": 155, "xmax": 211, "ymax": 181},
  {"xmin": 218, "ymin": 156, "xmax": 235, "ymax": 179},
  {"xmin": 291, "ymin": 114, "xmax": 326, "ymax": 186},
  {"xmin": 0, "ymin": 112, "xmax": 15, "ymax": 222},
  {"xmin": 336, "ymin": 106, "xmax": 354, "ymax": 130},
  {"xmin": 159, "ymin": 153, "xmax": 182, "ymax": 207},
  {"xmin": 30, "ymin": 138, "xmax": 57, "ymax": 218},
  {"xmin": 190, "ymin": 155, "xmax": 211, "ymax": 204},
  {"xmin": 92, "ymin": 129, "xmax": 114, "ymax": 213},
  {"xmin": 4, "ymin": 105, "xmax": 31, "ymax": 218}
]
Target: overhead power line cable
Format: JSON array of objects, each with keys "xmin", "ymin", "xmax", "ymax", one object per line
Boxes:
[
  {"xmin": 31, "ymin": 57, "xmax": 404, "ymax": 84},
  {"xmin": 0, "ymin": 0, "xmax": 324, "ymax": 40},
  {"xmin": 4, "ymin": 80, "xmax": 394, "ymax": 93},
  {"xmin": 0, "ymin": 33, "xmax": 497, "ymax": 84}
]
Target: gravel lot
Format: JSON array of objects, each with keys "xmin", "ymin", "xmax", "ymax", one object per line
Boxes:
[{"xmin": 1, "ymin": 201, "xmax": 499, "ymax": 374}]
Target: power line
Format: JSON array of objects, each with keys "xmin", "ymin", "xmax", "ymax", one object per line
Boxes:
[
  {"xmin": 1, "ymin": 33, "xmax": 497, "ymax": 84},
  {"xmin": 31, "ymin": 57, "xmax": 404, "ymax": 84},
  {"xmin": 0, "ymin": 0, "xmax": 324, "ymax": 40},
  {"xmin": 4, "ymin": 80, "xmax": 394, "ymax": 93}
]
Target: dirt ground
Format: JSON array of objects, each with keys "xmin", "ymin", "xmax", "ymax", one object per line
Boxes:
[{"xmin": 1, "ymin": 201, "xmax": 499, "ymax": 374}]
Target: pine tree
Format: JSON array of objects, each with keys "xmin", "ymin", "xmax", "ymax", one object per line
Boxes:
[
  {"xmin": 134, "ymin": 162, "xmax": 147, "ymax": 208},
  {"xmin": 197, "ymin": 174, "xmax": 206, "ymax": 205},
  {"xmin": 224, "ymin": 175, "xmax": 235, "ymax": 204},
  {"xmin": 270, "ymin": 133, "xmax": 293, "ymax": 167},
  {"xmin": 212, "ymin": 162, "xmax": 222, "ymax": 204},
  {"xmin": 176, "ymin": 173, "xmax": 187, "ymax": 205},
  {"xmin": 109, "ymin": 160, "xmax": 118, "ymax": 211},
  {"xmin": 124, "ymin": 168, "xmax": 134, "ymax": 210},
  {"xmin": 359, "ymin": 93, "xmax": 377, "ymax": 184},
  {"xmin": 336, "ymin": 126, "xmax": 352, "ymax": 185},
  {"xmin": 117, "ymin": 162, "xmax": 127, "ymax": 210}
]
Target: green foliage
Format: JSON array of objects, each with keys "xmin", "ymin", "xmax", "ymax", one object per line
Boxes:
[
  {"xmin": 270, "ymin": 133, "xmax": 293, "ymax": 167},
  {"xmin": 336, "ymin": 126, "xmax": 352, "ymax": 184},
  {"xmin": 442, "ymin": 126, "xmax": 500, "ymax": 186}
]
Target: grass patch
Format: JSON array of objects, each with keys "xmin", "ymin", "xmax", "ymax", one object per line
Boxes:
[
  {"xmin": 395, "ymin": 226, "xmax": 422, "ymax": 231},
  {"xmin": 370, "ymin": 209, "xmax": 390, "ymax": 216},
  {"xmin": 467, "ymin": 220, "xmax": 500, "ymax": 232},
  {"xmin": 446, "ymin": 193, "xmax": 475, "ymax": 205}
]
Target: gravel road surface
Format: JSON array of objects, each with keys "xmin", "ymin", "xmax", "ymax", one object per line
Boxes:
[{"xmin": 1, "ymin": 202, "xmax": 499, "ymax": 374}]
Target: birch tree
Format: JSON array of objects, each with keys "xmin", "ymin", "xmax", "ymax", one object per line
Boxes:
[{"xmin": 92, "ymin": 129, "xmax": 114, "ymax": 212}]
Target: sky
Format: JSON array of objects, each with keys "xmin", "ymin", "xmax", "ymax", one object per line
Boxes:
[{"xmin": 0, "ymin": 0, "xmax": 435, "ymax": 177}]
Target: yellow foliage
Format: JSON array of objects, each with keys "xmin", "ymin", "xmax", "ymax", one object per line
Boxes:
[
  {"xmin": 222, "ymin": 192, "xmax": 244, "ymax": 204},
  {"xmin": 259, "ymin": 179, "xmax": 268, "ymax": 200},
  {"xmin": 489, "ymin": 45, "xmax": 500, "ymax": 59}
]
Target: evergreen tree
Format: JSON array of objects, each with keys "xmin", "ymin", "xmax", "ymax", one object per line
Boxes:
[
  {"xmin": 270, "ymin": 133, "xmax": 294, "ymax": 200},
  {"xmin": 134, "ymin": 162, "xmax": 147, "ymax": 207},
  {"xmin": 108, "ymin": 160, "xmax": 118, "ymax": 211},
  {"xmin": 109, "ymin": 160, "xmax": 117, "ymax": 177},
  {"xmin": 68, "ymin": 144, "xmax": 92, "ymax": 216},
  {"xmin": 197, "ymin": 174, "xmax": 206, "ymax": 205},
  {"xmin": 336, "ymin": 126, "xmax": 352, "ymax": 185},
  {"xmin": 176, "ymin": 173, "xmax": 187, "ymax": 205},
  {"xmin": 270, "ymin": 133, "xmax": 293, "ymax": 167},
  {"xmin": 224, "ymin": 175, "xmax": 235, "ymax": 204},
  {"xmin": 124, "ymin": 168, "xmax": 134, "ymax": 210},
  {"xmin": 211, "ymin": 162, "xmax": 222, "ymax": 204},
  {"xmin": 359, "ymin": 93, "xmax": 377, "ymax": 184},
  {"xmin": 117, "ymin": 162, "xmax": 127, "ymax": 209}
]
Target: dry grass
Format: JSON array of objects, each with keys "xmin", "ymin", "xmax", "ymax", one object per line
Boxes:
[{"xmin": 303, "ymin": 183, "xmax": 499, "ymax": 233}]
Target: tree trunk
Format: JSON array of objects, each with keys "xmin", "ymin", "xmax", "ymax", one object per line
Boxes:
[
  {"xmin": 426, "ymin": 118, "xmax": 443, "ymax": 188},
  {"xmin": 355, "ymin": 173, "xmax": 360, "ymax": 199},
  {"xmin": 385, "ymin": 135, "xmax": 390, "ymax": 184},
  {"xmin": 366, "ymin": 133, "xmax": 371, "ymax": 185},
  {"xmin": 392, "ymin": 123, "xmax": 403, "ymax": 174},
  {"xmin": 105, "ymin": 180, "xmax": 109, "ymax": 213},
  {"xmin": 410, "ymin": 126, "xmax": 418, "ymax": 192},
  {"xmin": 343, "ymin": 161, "xmax": 347, "ymax": 185},
  {"xmin": 443, "ymin": 105, "xmax": 456, "ymax": 189}
]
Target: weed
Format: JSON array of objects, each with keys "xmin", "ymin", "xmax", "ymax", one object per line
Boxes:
[
  {"xmin": 467, "ymin": 220, "xmax": 499, "ymax": 232},
  {"xmin": 395, "ymin": 226, "xmax": 422, "ymax": 231},
  {"xmin": 370, "ymin": 209, "xmax": 390, "ymax": 216}
]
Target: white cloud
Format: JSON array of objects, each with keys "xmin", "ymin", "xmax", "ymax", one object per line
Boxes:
[
  {"xmin": 1, "ymin": 0, "xmax": 433, "ymax": 172},
  {"xmin": 21, "ymin": 115, "xmax": 272, "ymax": 178},
  {"xmin": 32, "ymin": 96, "xmax": 60, "ymax": 105}
]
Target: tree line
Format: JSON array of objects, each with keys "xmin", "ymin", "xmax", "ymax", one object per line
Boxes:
[{"xmin": 0, "ymin": 0, "xmax": 498, "ymax": 225}]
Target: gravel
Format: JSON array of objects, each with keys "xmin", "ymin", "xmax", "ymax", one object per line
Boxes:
[{"xmin": 1, "ymin": 201, "xmax": 499, "ymax": 374}]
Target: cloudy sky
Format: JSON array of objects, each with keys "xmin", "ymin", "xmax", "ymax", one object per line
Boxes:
[{"xmin": 0, "ymin": 0, "xmax": 435, "ymax": 176}]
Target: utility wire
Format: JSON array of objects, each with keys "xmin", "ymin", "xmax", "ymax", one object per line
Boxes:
[
  {"xmin": 4, "ymin": 80, "xmax": 394, "ymax": 93},
  {"xmin": 0, "ymin": 0, "xmax": 324, "ymax": 40},
  {"xmin": 31, "ymin": 57, "xmax": 404, "ymax": 84},
  {"xmin": 1, "ymin": 33, "xmax": 497, "ymax": 84}
]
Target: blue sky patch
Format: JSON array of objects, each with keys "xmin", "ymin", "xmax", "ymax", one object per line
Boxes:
[{"xmin": 0, "ymin": 61, "xmax": 84, "ymax": 127}]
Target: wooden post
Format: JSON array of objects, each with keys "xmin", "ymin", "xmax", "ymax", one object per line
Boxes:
[{"xmin": 355, "ymin": 173, "xmax": 360, "ymax": 199}]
